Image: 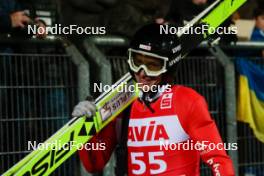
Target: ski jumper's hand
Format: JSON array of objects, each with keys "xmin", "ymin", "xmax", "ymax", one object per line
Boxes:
[{"xmin": 72, "ymin": 100, "xmax": 96, "ymax": 117}]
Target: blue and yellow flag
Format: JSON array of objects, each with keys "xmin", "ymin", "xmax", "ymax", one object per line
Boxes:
[{"xmin": 236, "ymin": 58, "xmax": 264, "ymax": 143}]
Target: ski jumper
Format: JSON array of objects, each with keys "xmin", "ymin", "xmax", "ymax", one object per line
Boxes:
[{"xmin": 79, "ymin": 85, "xmax": 235, "ymax": 176}]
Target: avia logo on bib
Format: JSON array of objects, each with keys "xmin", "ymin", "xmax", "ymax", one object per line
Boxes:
[
  {"xmin": 128, "ymin": 120, "xmax": 169, "ymax": 142},
  {"xmin": 127, "ymin": 115, "xmax": 189, "ymax": 147}
]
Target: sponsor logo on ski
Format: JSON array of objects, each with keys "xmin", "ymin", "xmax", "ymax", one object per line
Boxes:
[
  {"xmin": 100, "ymin": 91, "xmax": 133, "ymax": 121},
  {"xmin": 21, "ymin": 119, "xmax": 96, "ymax": 175},
  {"xmin": 22, "ymin": 131, "xmax": 75, "ymax": 175}
]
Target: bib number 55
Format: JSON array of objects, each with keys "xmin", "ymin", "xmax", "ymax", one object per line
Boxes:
[{"xmin": 131, "ymin": 151, "xmax": 167, "ymax": 175}]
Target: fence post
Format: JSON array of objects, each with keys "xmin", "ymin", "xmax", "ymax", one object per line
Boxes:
[
  {"xmin": 64, "ymin": 42, "xmax": 91, "ymax": 176},
  {"xmin": 82, "ymin": 36, "xmax": 129, "ymax": 176},
  {"xmin": 83, "ymin": 36, "xmax": 129, "ymax": 87},
  {"xmin": 209, "ymin": 45, "xmax": 238, "ymax": 175},
  {"xmin": 64, "ymin": 42, "xmax": 90, "ymax": 100}
]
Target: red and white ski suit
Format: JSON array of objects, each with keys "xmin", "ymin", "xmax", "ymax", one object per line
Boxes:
[{"xmin": 79, "ymin": 85, "xmax": 235, "ymax": 176}]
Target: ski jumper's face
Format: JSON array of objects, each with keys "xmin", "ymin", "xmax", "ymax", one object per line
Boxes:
[
  {"xmin": 135, "ymin": 69, "xmax": 161, "ymax": 90},
  {"xmin": 133, "ymin": 54, "xmax": 163, "ymax": 91},
  {"xmin": 134, "ymin": 68, "xmax": 162, "ymax": 84},
  {"xmin": 134, "ymin": 69, "xmax": 162, "ymax": 92},
  {"xmin": 128, "ymin": 50, "xmax": 167, "ymax": 77}
]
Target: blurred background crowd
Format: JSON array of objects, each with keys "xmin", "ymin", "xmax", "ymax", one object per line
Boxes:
[{"xmin": 0, "ymin": 0, "xmax": 264, "ymax": 42}]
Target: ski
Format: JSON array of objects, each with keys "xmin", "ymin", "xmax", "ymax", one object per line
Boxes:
[
  {"xmin": 178, "ymin": 0, "xmax": 247, "ymax": 56},
  {"xmin": 2, "ymin": 0, "xmax": 247, "ymax": 175},
  {"xmin": 2, "ymin": 73, "xmax": 138, "ymax": 176}
]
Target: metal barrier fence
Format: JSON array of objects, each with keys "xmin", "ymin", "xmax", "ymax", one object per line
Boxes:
[{"xmin": 0, "ymin": 46, "xmax": 83, "ymax": 175}]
